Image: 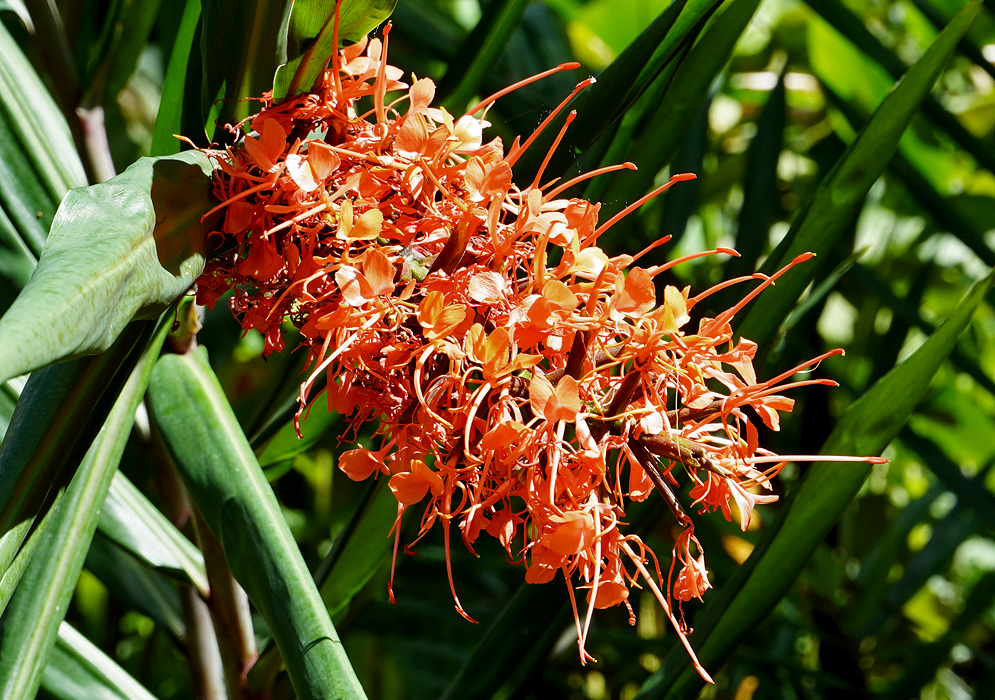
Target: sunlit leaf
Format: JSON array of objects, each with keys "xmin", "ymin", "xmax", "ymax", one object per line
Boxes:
[
  {"xmin": 735, "ymin": 2, "xmax": 980, "ymax": 352},
  {"xmin": 272, "ymin": 0, "xmax": 399, "ymax": 103},
  {"xmin": 41, "ymin": 623, "xmax": 158, "ymax": 700},
  {"xmin": 0, "ymin": 151, "xmax": 214, "ymax": 384},
  {"xmin": 148, "ymin": 348, "xmax": 367, "ymax": 700}
]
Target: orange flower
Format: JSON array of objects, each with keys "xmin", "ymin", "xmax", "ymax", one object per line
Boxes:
[{"xmin": 197, "ymin": 28, "xmax": 886, "ymax": 678}]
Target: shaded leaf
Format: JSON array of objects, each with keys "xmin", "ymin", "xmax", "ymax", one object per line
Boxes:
[
  {"xmin": 0, "ymin": 16, "xmax": 85, "ymax": 310},
  {"xmin": 97, "ymin": 472, "xmax": 209, "ymax": 594},
  {"xmin": 315, "ymin": 479, "xmax": 396, "ymax": 617},
  {"xmin": 598, "ymin": 0, "xmax": 761, "ymax": 219},
  {"xmin": 85, "ymin": 533, "xmax": 185, "ymax": 637},
  {"xmin": 150, "ymin": 0, "xmax": 201, "ymax": 157},
  {"xmin": 0, "ymin": 316, "xmax": 168, "ymax": 700},
  {"xmin": 513, "ymin": 0, "xmax": 723, "ymax": 183},
  {"xmin": 0, "ymin": 322, "xmax": 153, "ymax": 582},
  {"xmin": 437, "ymin": 0, "xmax": 530, "ymax": 112}
]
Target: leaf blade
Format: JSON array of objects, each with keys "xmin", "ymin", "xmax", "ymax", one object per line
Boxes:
[{"xmin": 147, "ymin": 348, "xmax": 367, "ymax": 700}]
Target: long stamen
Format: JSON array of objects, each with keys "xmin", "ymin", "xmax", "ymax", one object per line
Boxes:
[
  {"xmin": 464, "ymin": 62, "xmax": 581, "ymax": 118},
  {"xmin": 586, "ymin": 173, "xmax": 697, "ymax": 244},
  {"xmin": 506, "ymin": 78, "xmax": 595, "ymax": 167},
  {"xmin": 530, "ymin": 110, "xmax": 577, "ymax": 191}
]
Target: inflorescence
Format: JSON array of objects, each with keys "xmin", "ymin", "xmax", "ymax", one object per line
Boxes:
[{"xmin": 195, "ymin": 22, "xmax": 883, "ymax": 679}]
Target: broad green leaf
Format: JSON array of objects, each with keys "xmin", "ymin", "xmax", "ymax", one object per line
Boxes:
[
  {"xmin": 147, "ymin": 348, "xmax": 367, "ymax": 700},
  {"xmin": 512, "ymin": 0, "xmax": 722, "ymax": 184},
  {"xmin": 0, "ymin": 316, "xmax": 168, "ymax": 700},
  {"xmin": 0, "ymin": 16, "xmax": 84, "ymax": 301},
  {"xmin": 41, "ymin": 622, "xmax": 158, "ymax": 700},
  {"xmin": 272, "ymin": 0, "xmax": 399, "ymax": 104},
  {"xmin": 150, "ymin": 0, "xmax": 201, "ymax": 156},
  {"xmin": 0, "ymin": 150, "xmax": 214, "ymax": 384},
  {"xmin": 315, "ymin": 479, "xmax": 396, "ymax": 617},
  {"xmin": 735, "ymin": 2, "xmax": 980, "ymax": 351},
  {"xmin": 200, "ymin": 0, "xmax": 294, "ymax": 136},
  {"xmin": 640, "ymin": 268, "xmax": 995, "ymax": 699},
  {"xmin": 0, "ymin": 321, "xmax": 153, "ymax": 581},
  {"xmin": 98, "ymin": 472, "xmax": 209, "ymax": 595},
  {"xmin": 597, "ymin": 0, "xmax": 761, "ymax": 219},
  {"xmin": 437, "ymin": 0, "xmax": 530, "ymax": 112}
]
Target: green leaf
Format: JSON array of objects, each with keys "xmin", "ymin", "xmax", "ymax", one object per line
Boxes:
[
  {"xmin": 597, "ymin": 0, "xmax": 761, "ymax": 219},
  {"xmin": 256, "ymin": 398, "xmax": 340, "ymax": 467},
  {"xmin": 0, "ymin": 150, "xmax": 214, "ymax": 384},
  {"xmin": 0, "ymin": 16, "xmax": 85, "ymax": 311},
  {"xmin": 150, "ymin": 0, "xmax": 201, "ymax": 157},
  {"xmin": 82, "ymin": 0, "xmax": 164, "ymax": 107},
  {"xmin": 436, "ymin": 0, "xmax": 530, "ymax": 112},
  {"xmin": 512, "ymin": 0, "xmax": 722, "ymax": 184},
  {"xmin": 725, "ymin": 73, "xmax": 785, "ymax": 279},
  {"xmin": 41, "ymin": 623, "xmax": 158, "ymax": 700},
  {"xmin": 147, "ymin": 348, "xmax": 367, "ymax": 700},
  {"xmin": 807, "ymin": 0, "xmax": 995, "ymax": 176},
  {"xmin": 272, "ymin": 0, "xmax": 399, "ymax": 104},
  {"xmin": 0, "ymin": 321, "xmax": 153, "ymax": 583},
  {"xmin": 97, "ymin": 472, "xmax": 209, "ymax": 594},
  {"xmin": 315, "ymin": 479, "xmax": 396, "ymax": 617},
  {"xmin": 883, "ymin": 570, "xmax": 995, "ymax": 699},
  {"xmin": 0, "ymin": 316, "xmax": 168, "ymax": 700},
  {"xmin": 439, "ymin": 580, "xmax": 569, "ymax": 700},
  {"xmin": 640, "ymin": 268, "xmax": 995, "ymax": 699},
  {"xmin": 735, "ymin": 1, "xmax": 981, "ymax": 351},
  {"xmin": 84, "ymin": 533, "xmax": 185, "ymax": 638},
  {"xmin": 200, "ymin": 0, "xmax": 295, "ymax": 135}
]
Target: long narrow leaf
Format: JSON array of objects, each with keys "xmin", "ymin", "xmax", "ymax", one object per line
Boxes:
[
  {"xmin": 98, "ymin": 472, "xmax": 209, "ymax": 595},
  {"xmin": 147, "ymin": 348, "xmax": 367, "ymax": 700},
  {"xmin": 41, "ymin": 623, "xmax": 159, "ymax": 700},
  {"xmin": 0, "ymin": 321, "xmax": 153, "ymax": 580},
  {"xmin": 735, "ymin": 2, "xmax": 980, "ymax": 351},
  {"xmin": 437, "ymin": 0, "xmax": 530, "ymax": 112},
  {"xmin": 0, "ymin": 18, "xmax": 84, "ymax": 264},
  {"xmin": 513, "ymin": 0, "xmax": 722, "ymax": 183},
  {"xmin": 273, "ymin": 0, "xmax": 399, "ymax": 103},
  {"xmin": 150, "ymin": 0, "xmax": 201, "ymax": 157},
  {"xmin": 0, "ymin": 316, "xmax": 168, "ymax": 700},
  {"xmin": 598, "ymin": 0, "xmax": 761, "ymax": 218}
]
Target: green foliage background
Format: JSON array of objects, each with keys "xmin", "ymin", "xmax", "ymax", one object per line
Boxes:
[{"xmin": 2, "ymin": 0, "xmax": 995, "ymax": 699}]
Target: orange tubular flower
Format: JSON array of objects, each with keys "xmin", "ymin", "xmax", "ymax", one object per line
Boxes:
[{"xmin": 195, "ymin": 22, "xmax": 886, "ymax": 680}]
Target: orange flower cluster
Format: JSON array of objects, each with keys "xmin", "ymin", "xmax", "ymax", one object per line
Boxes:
[{"xmin": 196, "ymin": 24, "xmax": 882, "ymax": 676}]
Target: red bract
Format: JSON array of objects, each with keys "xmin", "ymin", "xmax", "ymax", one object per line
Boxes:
[{"xmin": 196, "ymin": 24, "xmax": 885, "ymax": 680}]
